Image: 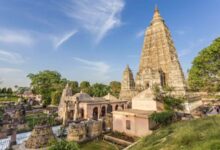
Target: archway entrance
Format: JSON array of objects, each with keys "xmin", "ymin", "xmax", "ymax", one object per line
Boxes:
[
  {"xmin": 115, "ymin": 105, "xmax": 118, "ymax": 111},
  {"xmin": 80, "ymin": 108, "xmax": 84, "ymax": 119},
  {"xmin": 93, "ymin": 107, "xmax": 98, "ymax": 120},
  {"xmin": 69, "ymin": 110, "xmax": 74, "ymax": 120},
  {"xmin": 101, "ymin": 106, "xmax": 106, "ymax": 117}
]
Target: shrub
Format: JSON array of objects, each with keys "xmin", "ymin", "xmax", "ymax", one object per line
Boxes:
[
  {"xmin": 163, "ymin": 96, "xmax": 184, "ymax": 111},
  {"xmin": 150, "ymin": 111, "xmax": 174, "ymax": 126},
  {"xmin": 49, "ymin": 140, "xmax": 79, "ymax": 150}
]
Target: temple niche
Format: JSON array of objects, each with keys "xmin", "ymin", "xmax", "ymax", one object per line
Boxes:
[{"xmin": 119, "ymin": 6, "xmax": 186, "ymax": 101}]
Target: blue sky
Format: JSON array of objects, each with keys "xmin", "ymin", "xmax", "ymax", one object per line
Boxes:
[{"xmin": 0, "ymin": 0, "xmax": 220, "ymax": 88}]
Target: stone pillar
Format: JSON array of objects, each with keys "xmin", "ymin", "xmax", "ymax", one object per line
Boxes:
[
  {"xmin": 73, "ymin": 98, "xmax": 79, "ymax": 121},
  {"xmin": 98, "ymin": 106, "xmax": 102, "ymax": 119},
  {"xmin": 9, "ymin": 129, "xmax": 17, "ymax": 147},
  {"xmin": 63, "ymin": 101, "xmax": 69, "ymax": 126}
]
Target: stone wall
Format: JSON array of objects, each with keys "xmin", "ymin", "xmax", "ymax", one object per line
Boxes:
[
  {"xmin": 67, "ymin": 122, "xmax": 87, "ymax": 142},
  {"xmin": 67, "ymin": 119, "xmax": 103, "ymax": 142}
]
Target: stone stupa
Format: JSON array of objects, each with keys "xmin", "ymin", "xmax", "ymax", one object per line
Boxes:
[{"xmin": 24, "ymin": 120, "xmax": 56, "ymax": 149}]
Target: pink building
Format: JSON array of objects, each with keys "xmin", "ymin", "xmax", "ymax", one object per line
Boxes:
[{"xmin": 113, "ymin": 89, "xmax": 162, "ymax": 137}]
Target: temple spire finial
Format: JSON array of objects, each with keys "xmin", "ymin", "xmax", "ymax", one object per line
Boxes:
[
  {"xmin": 152, "ymin": 4, "xmax": 163, "ymax": 23},
  {"xmin": 125, "ymin": 64, "xmax": 131, "ymax": 71},
  {"xmin": 155, "ymin": 4, "xmax": 158, "ymax": 12}
]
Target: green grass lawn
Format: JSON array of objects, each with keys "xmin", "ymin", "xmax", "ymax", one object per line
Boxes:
[
  {"xmin": 130, "ymin": 115, "xmax": 220, "ymax": 150},
  {"xmin": 0, "ymin": 95, "xmax": 18, "ymax": 102},
  {"xmin": 80, "ymin": 140, "xmax": 118, "ymax": 150}
]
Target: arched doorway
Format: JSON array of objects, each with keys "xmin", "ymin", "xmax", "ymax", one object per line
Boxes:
[
  {"xmin": 101, "ymin": 106, "xmax": 106, "ymax": 117},
  {"xmin": 127, "ymin": 102, "xmax": 132, "ymax": 109},
  {"xmin": 69, "ymin": 110, "xmax": 74, "ymax": 120},
  {"xmin": 121, "ymin": 104, "xmax": 124, "ymax": 110},
  {"xmin": 107, "ymin": 104, "xmax": 113, "ymax": 113},
  {"xmin": 80, "ymin": 108, "xmax": 84, "ymax": 119},
  {"xmin": 115, "ymin": 105, "xmax": 118, "ymax": 111},
  {"xmin": 93, "ymin": 107, "xmax": 98, "ymax": 120}
]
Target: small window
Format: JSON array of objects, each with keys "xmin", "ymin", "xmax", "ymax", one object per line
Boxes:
[{"xmin": 126, "ymin": 120, "xmax": 131, "ymax": 130}]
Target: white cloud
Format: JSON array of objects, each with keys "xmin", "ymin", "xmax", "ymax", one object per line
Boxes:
[
  {"xmin": 0, "ymin": 28, "xmax": 34, "ymax": 46},
  {"xmin": 0, "ymin": 68, "xmax": 22, "ymax": 74},
  {"xmin": 63, "ymin": 0, "xmax": 125, "ymax": 43},
  {"xmin": 0, "ymin": 68, "xmax": 29, "ymax": 88},
  {"xmin": 0, "ymin": 49, "xmax": 25, "ymax": 64},
  {"xmin": 0, "ymin": 76, "xmax": 3, "ymax": 85},
  {"xmin": 54, "ymin": 30, "xmax": 78, "ymax": 49},
  {"xmin": 136, "ymin": 30, "xmax": 145, "ymax": 38},
  {"xmin": 73, "ymin": 57, "xmax": 110, "ymax": 80}
]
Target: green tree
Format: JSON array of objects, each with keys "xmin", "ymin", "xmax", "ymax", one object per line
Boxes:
[
  {"xmin": 27, "ymin": 70, "xmax": 64, "ymax": 105},
  {"xmin": 69, "ymin": 81, "xmax": 80, "ymax": 94},
  {"xmin": 7, "ymin": 88, "xmax": 13, "ymax": 95},
  {"xmin": 109, "ymin": 81, "xmax": 121, "ymax": 98},
  {"xmin": 80, "ymin": 81, "xmax": 90, "ymax": 89},
  {"xmin": 80, "ymin": 81, "xmax": 92, "ymax": 95},
  {"xmin": 16, "ymin": 87, "xmax": 28, "ymax": 95},
  {"xmin": 1, "ymin": 87, "xmax": 7, "ymax": 94},
  {"xmin": 91, "ymin": 83, "xmax": 110, "ymax": 97},
  {"xmin": 188, "ymin": 37, "xmax": 220, "ymax": 92},
  {"xmin": 51, "ymin": 91, "xmax": 62, "ymax": 105}
]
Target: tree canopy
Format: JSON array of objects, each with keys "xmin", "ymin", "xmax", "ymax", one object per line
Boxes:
[
  {"xmin": 109, "ymin": 81, "xmax": 121, "ymax": 98},
  {"xmin": 91, "ymin": 83, "xmax": 110, "ymax": 97},
  {"xmin": 188, "ymin": 37, "xmax": 220, "ymax": 92},
  {"xmin": 27, "ymin": 70, "xmax": 66, "ymax": 105}
]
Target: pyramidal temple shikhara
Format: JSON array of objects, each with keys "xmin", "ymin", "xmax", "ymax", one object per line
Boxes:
[
  {"xmin": 112, "ymin": 6, "xmax": 187, "ymax": 137},
  {"xmin": 119, "ymin": 6, "xmax": 186, "ymax": 101}
]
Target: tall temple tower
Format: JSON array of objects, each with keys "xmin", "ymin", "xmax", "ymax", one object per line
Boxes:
[
  {"xmin": 119, "ymin": 65, "xmax": 137, "ymax": 100},
  {"xmin": 135, "ymin": 6, "xmax": 186, "ymax": 95}
]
